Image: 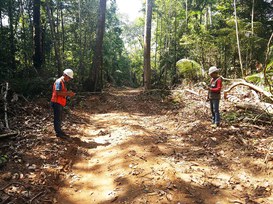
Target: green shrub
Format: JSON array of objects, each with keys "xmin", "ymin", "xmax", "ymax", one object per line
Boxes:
[
  {"xmin": 11, "ymin": 77, "xmax": 54, "ymax": 98},
  {"xmin": 176, "ymin": 59, "xmax": 203, "ymax": 81},
  {"xmin": 245, "ymin": 73, "xmax": 264, "ymax": 84}
]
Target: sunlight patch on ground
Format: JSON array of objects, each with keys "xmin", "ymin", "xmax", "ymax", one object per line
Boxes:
[
  {"xmin": 81, "ymin": 112, "xmax": 155, "ymax": 141},
  {"xmin": 67, "ymin": 143, "xmax": 152, "ymax": 203},
  {"xmin": 56, "ymin": 88, "xmax": 273, "ymax": 203}
]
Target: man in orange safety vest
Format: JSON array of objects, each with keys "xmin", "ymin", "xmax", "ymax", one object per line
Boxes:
[{"xmin": 51, "ymin": 69, "xmax": 75, "ymax": 139}]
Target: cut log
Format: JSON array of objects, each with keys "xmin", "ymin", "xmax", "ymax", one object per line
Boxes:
[{"xmin": 235, "ymin": 102, "xmax": 273, "ymax": 115}]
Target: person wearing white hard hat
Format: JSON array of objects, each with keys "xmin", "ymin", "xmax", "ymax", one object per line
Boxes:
[
  {"xmin": 207, "ymin": 66, "xmax": 222, "ymax": 127},
  {"xmin": 50, "ymin": 69, "xmax": 76, "ymax": 138}
]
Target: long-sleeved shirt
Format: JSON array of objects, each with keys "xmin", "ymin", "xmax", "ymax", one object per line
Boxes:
[{"xmin": 209, "ymin": 77, "xmax": 222, "ymax": 100}]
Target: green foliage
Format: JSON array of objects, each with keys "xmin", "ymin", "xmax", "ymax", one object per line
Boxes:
[
  {"xmin": 176, "ymin": 59, "xmax": 203, "ymax": 81},
  {"xmin": 103, "ymin": 0, "xmax": 132, "ymax": 86},
  {"xmin": 245, "ymin": 73, "xmax": 264, "ymax": 84},
  {"xmin": 0, "ymin": 155, "xmax": 8, "ymax": 167},
  {"xmin": 11, "ymin": 77, "xmax": 53, "ymax": 97},
  {"xmin": 0, "ymin": 0, "xmax": 273, "ymax": 93},
  {"xmin": 121, "ymin": 18, "xmax": 145, "ymax": 86},
  {"xmin": 222, "ymin": 111, "xmax": 239, "ymax": 123}
]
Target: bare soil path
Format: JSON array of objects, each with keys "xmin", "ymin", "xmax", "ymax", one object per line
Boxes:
[{"xmin": 1, "ymin": 87, "xmax": 273, "ymax": 204}]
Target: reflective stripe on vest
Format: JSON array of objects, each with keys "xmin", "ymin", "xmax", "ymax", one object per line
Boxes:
[{"xmin": 51, "ymin": 78, "xmax": 67, "ymax": 106}]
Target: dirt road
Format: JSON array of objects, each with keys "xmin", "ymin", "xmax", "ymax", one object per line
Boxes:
[
  {"xmin": 1, "ymin": 87, "xmax": 273, "ymax": 203},
  {"xmin": 56, "ymin": 88, "xmax": 273, "ymax": 203}
]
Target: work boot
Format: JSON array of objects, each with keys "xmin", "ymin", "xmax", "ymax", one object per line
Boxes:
[
  {"xmin": 60, "ymin": 131, "xmax": 69, "ymax": 137},
  {"xmin": 56, "ymin": 132, "xmax": 70, "ymax": 139},
  {"xmin": 211, "ymin": 123, "xmax": 219, "ymax": 128}
]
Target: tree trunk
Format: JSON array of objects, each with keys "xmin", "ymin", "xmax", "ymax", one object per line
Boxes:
[
  {"xmin": 0, "ymin": 6, "xmax": 3, "ymax": 61},
  {"xmin": 208, "ymin": 3, "xmax": 212, "ymax": 27},
  {"xmin": 20, "ymin": 0, "xmax": 28, "ymax": 68},
  {"xmin": 233, "ymin": 0, "xmax": 244, "ymax": 77},
  {"xmin": 172, "ymin": 0, "xmax": 178, "ymax": 85},
  {"xmin": 185, "ymin": 0, "xmax": 188, "ymax": 30},
  {"xmin": 88, "ymin": 0, "xmax": 107, "ymax": 91},
  {"xmin": 33, "ymin": 0, "xmax": 42, "ymax": 70},
  {"xmin": 60, "ymin": 4, "xmax": 65, "ymax": 55},
  {"xmin": 0, "ymin": 8, "xmax": 2, "ymax": 29},
  {"xmin": 144, "ymin": 0, "xmax": 153, "ymax": 90},
  {"xmin": 158, "ymin": 14, "xmax": 163, "ymax": 83},
  {"xmin": 79, "ymin": 0, "xmax": 84, "ymax": 84},
  {"xmin": 154, "ymin": 12, "xmax": 158, "ymax": 72},
  {"xmin": 250, "ymin": 0, "xmax": 255, "ymax": 73},
  {"xmin": 8, "ymin": 0, "xmax": 16, "ymax": 71},
  {"xmin": 251, "ymin": 0, "xmax": 254, "ymax": 35},
  {"xmin": 45, "ymin": 0, "xmax": 62, "ymax": 76}
]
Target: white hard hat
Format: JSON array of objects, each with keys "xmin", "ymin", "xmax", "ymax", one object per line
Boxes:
[
  {"xmin": 208, "ymin": 66, "xmax": 219, "ymax": 75},
  {"xmin": 63, "ymin": 69, "xmax": 74, "ymax": 79}
]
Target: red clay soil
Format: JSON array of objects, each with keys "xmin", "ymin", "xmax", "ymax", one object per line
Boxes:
[{"xmin": 0, "ymin": 87, "xmax": 273, "ymax": 204}]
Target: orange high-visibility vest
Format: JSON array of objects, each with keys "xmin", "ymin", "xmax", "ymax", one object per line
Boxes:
[{"xmin": 51, "ymin": 78, "xmax": 67, "ymax": 106}]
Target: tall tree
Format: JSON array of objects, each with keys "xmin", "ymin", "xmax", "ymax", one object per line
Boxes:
[
  {"xmin": 45, "ymin": 0, "xmax": 62, "ymax": 76},
  {"xmin": 78, "ymin": 0, "xmax": 84, "ymax": 81},
  {"xmin": 233, "ymin": 0, "xmax": 244, "ymax": 77},
  {"xmin": 144, "ymin": 0, "xmax": 153, "ymax": 90},
  {"xmin": 104, "ymin": 0, "xmax": 129, "ymax": 85},
  {"xmin": 251, "ymin": 0, "xmax": 254, "ymax": 35},
  {"xmin": 8, "ymin": 0, "xmax": 16, "ymax": 71},
  {"xmin": 88, "ymin": 0, "xmax": 107, "ymax": 91},
  {"xmin": 33, "ymin": 0, "xmax": 42, "ymax": 71}
]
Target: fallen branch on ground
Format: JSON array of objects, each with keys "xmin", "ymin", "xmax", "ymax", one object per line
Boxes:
[
  {"xmin": 223, "ymin": 80, "xmax": 273, "ymax": 102},
  {"xmin": 172, "ymin": 89, "xmax": 200, "ymax": 96},
  {"xmin": 0, "ymin": 130, "xmax": 19, "ymax": 138},
  {"xmin": 3, "ymin": 82, "xmax": 10, "ymax": 130}
]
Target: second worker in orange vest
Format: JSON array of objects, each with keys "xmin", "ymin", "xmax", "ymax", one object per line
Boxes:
[{"xmin": 51, "ymin": 69, "xmax": 75, "ymax": 139}]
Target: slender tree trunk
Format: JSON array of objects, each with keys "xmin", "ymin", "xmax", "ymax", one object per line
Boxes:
[
  {"xmin": 27, "ymin": 0, "xmax": 34, "ymax": 70},
  {"xmin": 26, "ymin": 0, "xmax": 33, "ymax": 30},
  {"xmin": 79, "ymin": 0, "xmax": 84, "ymax": 84},
  {"xmin": 0, "ymin": 9, "xmax": 2, "ymax": 29},
  {"xmin": 45, "ymin": 0, "xmax": 62, "ymax": 76},
  {"xmin": 88, "ymin": 0, "xmax": 107, "ymax": 91},
  {"xmin": 33, "ymin": 0, "xmax": 42, "ymax": 70},
  {"xmin": 224, "ymin": 45, "xmax": 227, "ymax": 77},
  {"xmin": 185, "ymin": 0, "xmax": 188, "ymax": 30},
  {"xmin": 250, "ymin": 0, "xmax": 255, "ymax": 72},
  {"xmin": 0, "ymin": 7, "xmax": 3, "ymax": 56},
  {"xmin": 251, "ymin": 0, "xmax": 254, "ymax": 35},
  {"xmin": 233, "ymin": 0, "xmax": 244, "ymax": 77},
  {"xmin": 8, "ymin": 0, "xmax": 16, "ymax": 71},
  {"xmin": 172, "ymin": 0, "xmax": 178, "ymax": 85},
  {"xmin": 20, "ymin": 0, "xmax": 28, "ymax": 68},
  {"xmin": 159, "ymin": 16, "xmax": 163, "ymax": 82},
  {"xmin": 60, "ymin": 3, "xmax": 65, "ymax": 55},
  {"xmin": 56, "ymin": 1, "xmax": 62, "ymax": 65},
  {"xmin": 144, "ymin": 0, "xmax": 153, "ymax": 90},
  {"xmin": 155, "ymin": 12, "xmax": 158, "ymax": 72},
  {"xmin": 209, "ymin": 3, "xmax": 212, "ymax": 27},
  {"xmin": 205, "ymin": 7, "xmax": 208, "ymax": 29}
]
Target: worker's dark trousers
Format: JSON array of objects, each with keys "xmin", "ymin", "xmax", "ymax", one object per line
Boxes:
[
  {"xmin": 210, "ymin": 99, "xmax": 220, "ymax": 125},
  {"xmin": 51, "ymin": 102, "xmax": 63, "ymax": 135}
]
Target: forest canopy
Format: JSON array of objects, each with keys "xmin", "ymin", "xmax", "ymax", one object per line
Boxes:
[{"xmin": 0, "ymin": 0, "xmax": 272, "ymax": 95}]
